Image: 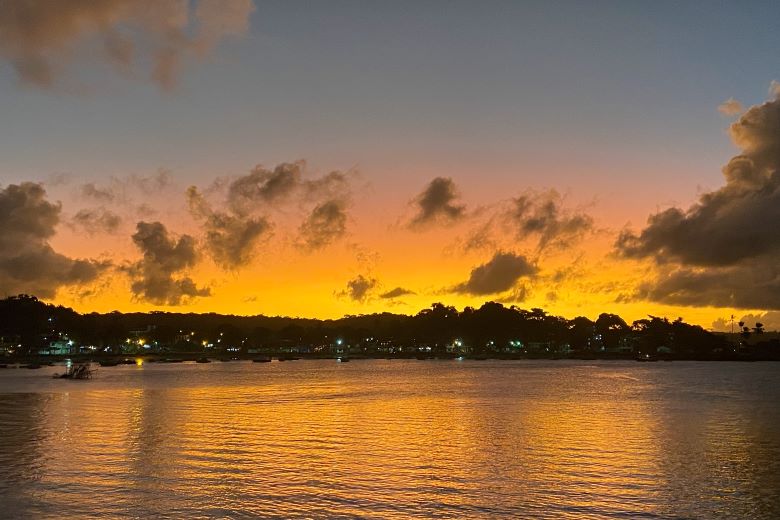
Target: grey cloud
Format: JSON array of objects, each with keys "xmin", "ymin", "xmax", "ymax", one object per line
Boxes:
[
  {"xmin": 129, "ymin": 221, "xmax": 209, "ymax": 305},
  {"xmin": 338, "ymin": 275, "xmax": 377, "ymax": 303},
  {"xmin": 81, "ymin": 183, "xmax": 115, "ymax": 202},
  {"xmin": 226, "ymin": 162, "xmax": 353, "ymax": 216},
  {"xmin": 72, "ymin": 207, "xmax": 122, "ymax": 234},
  {"xmin": 453, "ymin": 251, "xmax": 538, "ymax": 295},
  {"xmin": 630, "ymin": 260, "xmax": 780, "ymax": 310},
  {"xmin": 297, "ymin": 199, "xmax": 348, "ymax": 251},
  {"xmin": 79, "ymin": 170, "xmax": 174, "ymax": 207},
  {"xmin": 615, "ymin": 88, "xmax": 780, "ymax": 309},
  {"xmin": 380, "ymin": 287, "xmax": 415, "ymax": 299},
  {"xmin": 0, "ymin": 0, "xmax": 254, "ymax": 90},
  {"xmin": 186, "ymin": 186, "xmax": 271, "ymax": 269},
  {"xmin": 509, "ymin": 190, "xmax": 593, "ymax": 250},
  {"xmin": 227, "ymin": 162, "xmax": 304, "ymax": 215},
  {"xmin": 0, "ymin": 182, "xmax": 107, "ymax": 298},
  {"xmin": 409, "ymin": 177, "xmax": 466, "ymax": 228}
]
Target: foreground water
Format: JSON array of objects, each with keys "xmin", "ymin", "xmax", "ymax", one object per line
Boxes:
[{"xmin": 0, "ymin": 360, "xmax": 779, "ymax": 519}]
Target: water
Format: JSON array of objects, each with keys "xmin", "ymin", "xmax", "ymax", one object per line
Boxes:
[{"xmin": 0, "ymin": 360, "xmax": 779, "ymax": 519}]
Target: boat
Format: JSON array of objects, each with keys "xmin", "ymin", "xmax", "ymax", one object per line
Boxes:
[
  {"xmin": 636, "ymin": 353, "xmax": 659, "ymax": 362},
  {"xmin": 277, "ymin": 354, "xmax": 300, "ymax": 361},
  {"xmin": 196, "ymin": 357, "xmax": 211, "ymax": 363},
  {"xmin": 336, "ymin": 356, "xmax": 350, "ymax": 362},
  {"xmin": 252, "ymin": 356, "xmax": 272, "ymax": 363},
  {"xmin": 99, "ymin": 360, "xmax": 119, "ymax": 367},
  {"xmin": 23, "ymin": 363, "xmax": 42, "ymax": 369}
]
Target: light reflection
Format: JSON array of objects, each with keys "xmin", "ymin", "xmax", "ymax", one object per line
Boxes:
[{"xmin": 0, "ymin": 361, "xmax": 778, "ymax": 518}]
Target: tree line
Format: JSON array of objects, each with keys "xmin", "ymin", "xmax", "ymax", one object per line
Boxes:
[{"xmin": 1, "ymin": 295, "xmax": 776, "ymax": 360}]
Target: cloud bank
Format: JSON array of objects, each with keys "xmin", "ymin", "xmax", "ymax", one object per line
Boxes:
[
  {"xmin": 617, "ymin": 86, "xmax": 780, "ymax": 309},
  {"xmin": 0, "ymin": 183, "xmax": 107, "ymax": 298}
]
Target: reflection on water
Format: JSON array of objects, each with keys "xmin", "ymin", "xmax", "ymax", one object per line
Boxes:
[{"xmin": 1, "ymin": 360, "xmax": 779, "ymax": 518}]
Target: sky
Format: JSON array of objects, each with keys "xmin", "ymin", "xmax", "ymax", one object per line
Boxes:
[{"xmin": 1, "ymin": 0, "xmax": 780, "ymax": 330}]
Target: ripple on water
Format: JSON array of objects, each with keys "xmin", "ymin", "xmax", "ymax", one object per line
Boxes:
[{"xmin": 0, "ymin": 360, "xmax": 779, "ymax": 518}]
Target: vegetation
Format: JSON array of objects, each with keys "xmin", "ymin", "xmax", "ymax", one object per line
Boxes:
[{"xmin": 1, "ymin": 295, "xmax": 777, "ymax": 360}]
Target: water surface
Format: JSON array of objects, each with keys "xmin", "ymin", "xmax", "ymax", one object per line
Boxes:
[{"xmin": 1, "ymin": 360, "xmax": 778, "ymax": 518}]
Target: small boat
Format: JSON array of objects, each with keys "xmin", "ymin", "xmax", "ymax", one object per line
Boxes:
[
  {"xmin": 636, "ymin": 353, "xmax": 659, "ymax": 362},
  {"xmin": 119, "ymin": 358, "xmax": 136, "ymax": 365},
  {"xmin": 99, "ymin": 360, "xmax": 119, "ymax": 367},
  {"xmin": 23, "ymin": 364, "xmax": 42, "ymax": 369},
  {"xmin": 252, "ymin": 356, "xmax": 272, "ymax": 363},
  {"xmin": 196, "ymin": 357, "xmax": 211, "ymax": 363},
  {"xmin": 277, "ymin": 354, "xmax": 300, "ymax": 361},
  {"xmin": 336, "ymin": 356, "xmax": 350, "ymax": 362}
]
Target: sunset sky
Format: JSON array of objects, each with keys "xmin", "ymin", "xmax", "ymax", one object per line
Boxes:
[{"xmin": 2, "ymin": 0, "xmax": 780, "ymax": 329}]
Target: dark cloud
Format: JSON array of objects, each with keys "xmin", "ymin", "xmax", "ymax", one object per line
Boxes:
[
  {"xmin": 338, "ymin": 275, "xmax": 377, "ymax": 303},
  {"xmin": 72, "ymin": 207, "xmax": 122, "ymax": 234},
  {"xmin": 226, "ymin": 162, "xmax": 352, "ymax": 216},
  {"xmin": 409, "ymin": 177, "xmax": 466, "ymax": 228},
  {"xmin": 0, "ymin": 182, "xmax": 107, "ymax": 298},
  {"xmin": 297, "ymin": 199, "xmax": 348, "ymax": 251},
  {"xmin": 129, "ymin": 221, "xmax": 209, "ymax": 305},
  {"xmin": 509, "ymin": 190, "xmax": 593, "ymax": 250},
  {"xmin": 188, "ymin": 162, "xmax": 352, "ymax": 262},
  {"xmin": 380, "ymin": 287, "xmax": 415, "ymax": 299},
  {"xmin": 0, "ymin": 0, "xmax": 254, "ymax": 90},
  {"xmin": 632, "ymin": 262, "xmax": 780, "ymax": 310},
  {"xmin": 453, "ymin": 251, "xmax": 538, "ymax": 295},
  {"xmin": 617, "ymin": 88, "xmax": 780, "ymax": 309},
  {"xmin": 227, "ymin": 162, "xmax": 304, "ymax": 215},
  {"xmin": 186, "ymin": 186, "xmax": 271, "ymax": 269}
]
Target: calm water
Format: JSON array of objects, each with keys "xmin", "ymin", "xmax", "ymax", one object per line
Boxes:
[{"xmin": 0, "ymin": 360, "xmax": 779, "ymax": 519}]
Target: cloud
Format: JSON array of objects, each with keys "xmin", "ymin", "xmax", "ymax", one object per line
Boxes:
[
  {"xmin": 379, "ymin": 287, "xmax": 415, "ymax": 299},
  {"xmin": 0, "ymin": 182, "xmax": 107, "ymax": 298},
  {"xmin": 79, "ymin": 170, "xmax": 173, "ymax": 207},
  {"xmin": 226, "ymin": 161, "xmax": 352, "ymax": 213},
  {"xmin": 128, "ymin": 220, "xmax": 209, "ymax": 305},
  {"xmin": 0, "ymin": 0, "xmax": 254, "ymax": 90},
  {"xmin": 227, "ymin": 162, "xmax": 304, "ymax": 214},
  {"xmin": 718, "ymin": 97, "xmax": 744, "ymax": 116},
  {"xmin": 72, "ymin": 207, "xmax": 122, "ymax": 234},
  {"xmin": 187, "ymin": 161, "xmax": 353, "ymax": 262},
  {"xmin": 81, "ymin": 183, "xmax": 115, "ymax": 202},
  {"xmin": 508, "ymin": 190, "xmax": 593, "ymax": 250},
  {"xmin": 297, "ymin": 199, "xmax": 348, "ymax": 250},
  {"xmin": 186, "ymin": 186, "xmax": 271, "ymax": 269},
  {"xmin": 616, "ymin": 85, "xmax": 780, "ymax": 309},
  {"xmin": 453, "ymin": 251, "xmax": 538, "ymax": 295},
  {"xmin": 408, "ymin": 177, "xmax": 466, "ymax": 228},
  {"xmin": 338, "ymin": 275, "xmax": 377, "ymax": 302},
  {"xmin": 770, "ymin": 80, "xmax": 780, "ymax": 99}
]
